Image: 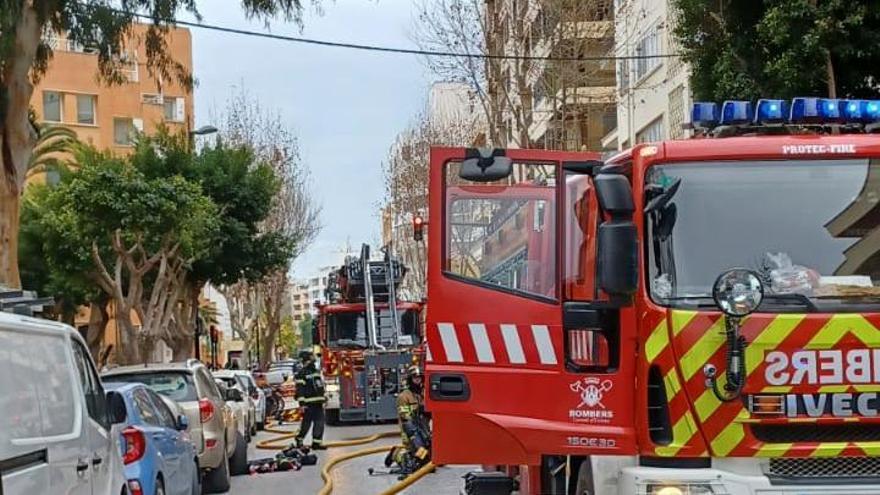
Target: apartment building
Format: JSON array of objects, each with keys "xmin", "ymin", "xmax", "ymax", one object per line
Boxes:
[
  {"xmin": 31, "ymin": 23, "xmax": 194, "ymax": 160},
  {"xmin": 289, "ymin": 265, "xmax": 337, "ymax": 322},
  {"xmin": 605, "ymin": 0, "xmax": 691, "ymax": 150},
  {"xmin": 485, "ymin": 0, "xmax": 617, "ymax": 151}
]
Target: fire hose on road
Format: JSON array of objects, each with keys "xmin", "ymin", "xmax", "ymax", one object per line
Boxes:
[{"xmin": 256, "ymin": 421, "xmax": 436, "ymax": 495}]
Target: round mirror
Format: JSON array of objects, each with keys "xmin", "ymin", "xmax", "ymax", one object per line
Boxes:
[{"xmin": 712, "ymin": 269, "xmax": 764, "ymax": 317}]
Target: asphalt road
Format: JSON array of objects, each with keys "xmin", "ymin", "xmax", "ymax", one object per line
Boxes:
[{"xmin": 230, "ymin": 421, "xmax": 474, "ymax": 495}]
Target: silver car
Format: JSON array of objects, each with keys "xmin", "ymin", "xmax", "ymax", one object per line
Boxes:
[{"xmin": 103, "ymin": 360, "xmax": 249, "ymax": 493}]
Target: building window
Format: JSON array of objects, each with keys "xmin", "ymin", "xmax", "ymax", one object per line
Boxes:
[
  {"xmin": 164, "ymin": 97, "xmax": 185, "ymax": 122},
  {"xmin": 668, "ymin": 85, "xmax": 686, "ymax": 140},
  {"xmin": 76, "ymin": 95, "xmax": 96, "ymax": 125},
  {"xmin": 637, "ymin": 116, "xmax": 665, "ymax": 143},
  {"xmin": 113, "ymin": 118, "xmax": 135, "ymax": 146},
  {"xmin": 43, "ymin": 91, "xmax": 62, "ymax": 122},
  {"xmin": 617, "ymin": 59, "xmax": 630, "ymax": 94},
  {"xmin": 635, "ymin": 27, "xmax": 661, "ymax": 81}
]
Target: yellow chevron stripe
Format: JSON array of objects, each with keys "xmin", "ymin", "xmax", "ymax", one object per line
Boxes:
[
  {"xmin": 761, "ymin": 385, "xmax": 793, "ymax": 393},
  {"xmin": 854, "ymin": 442, "xmax": 880, "ymax": 456},
  {"xmin": 756, "ymin": 442, "xmax": 792, "ymax": 457},
  {"xmin": 806, "ymin": 314, "xmax": 880, "ymax": 349},
  {"xmin": 818, "ymin": 385, "xmax": 850, "ymax": 393},
  {"xmin": 654, "ymin": 411, "xmax": 699, "ymax": 457},
  {"xmin": 645, "ymin": 320, "xmax": 669, "ymax": 363},
  {"xmin": 680, "ymin": 318, "xmax": 726, "ymax": 381},
  {"xmin": 711, "ymin": 423, "xmax": 744, "ymax": 456},
  {"xmin": 843, "ymin": 417, "xmax": 859, "ymax": 422},
  {"xmin": 853, "ymin": 384, "xmax": 880, "ymax": 392},
  {"xmin": 694, "ymin": 389, "xmax": 721, "ymax": 421},
  {"xmin": 670, "ymin": 310, "xmax": 698, "ymax": 337},
  {"xmin": 745, "ymin": 314, "xmax": 805, "ymax": 375},
  {"xmin": 663, "ymin": 369, "xmax": 682, "ymax": 398},
  {"xmin": 811, "ymin": 443, "xmax": 848, "ymax": 457}
]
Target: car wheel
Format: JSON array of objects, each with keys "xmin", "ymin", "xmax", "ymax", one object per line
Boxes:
[
  {"xmin": 230, "ymin": 431, "xmax": 249, "ymax": 476},
  {"xmin": 190, "ymin": 458, "xmax": 202, "ymax": 495},
  {"xmin": 155, "ymin": 477, "xmax": 165, "ymax": 495},
  {"xmin": 203, "ymin": 444, "xmax": 231, "ymax": 494}
]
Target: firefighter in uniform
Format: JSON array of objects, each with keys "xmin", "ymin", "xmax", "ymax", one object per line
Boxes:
[
  {"xmin": 387, "ymin": 365, "xmax": 427, "ymax": 470},
  {"xmin": 294, "ymin": 349, "xmax": 327, "ymax": 450}
]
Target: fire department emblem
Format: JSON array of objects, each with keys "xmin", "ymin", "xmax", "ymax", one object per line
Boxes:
[{"xmin": 569, "ymin": 378, "xmax": 614, "ymax": 423}]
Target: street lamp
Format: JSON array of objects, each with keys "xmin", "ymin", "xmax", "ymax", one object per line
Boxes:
[{"xmin": 189, "ymin": 125, "xmax": 218, "ymax": 137}]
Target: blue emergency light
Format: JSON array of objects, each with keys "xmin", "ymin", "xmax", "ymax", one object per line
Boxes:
[
  {"xmin": 691, "ymin": 102, "xmax": 719, "ymax": 128},
  {"xmin": 791, "ymin": 97, "xmax": 844, "ymax": 124},
  {"xmin": 720, "ymin": 100, "xmax": 753, "ymax": 125},
  {"xmin": 690, "ymin": 96, "xmax": 880, "ymax": 129},
  {"xmin": 754, "ymin": 99, "xmax": 788, "ymax": 124},
  {"xmin": 843, "ymin": 99, "xmax": 880, "ymax": 123}
]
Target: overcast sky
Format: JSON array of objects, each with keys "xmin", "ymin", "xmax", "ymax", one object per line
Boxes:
[{"xmin": 190, "ymin": 1, "xmax": 430, "ymax": 281}]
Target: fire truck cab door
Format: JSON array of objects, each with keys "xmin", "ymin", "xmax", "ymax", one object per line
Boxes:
[{"xmin": 426, "ymin": 148, "xmax": 637, "ymax": 466}]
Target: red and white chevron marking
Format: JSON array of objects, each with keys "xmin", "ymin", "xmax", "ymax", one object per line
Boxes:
[{"xmin": 426, "ymin": 322, "xmax": 558, "ymax": 366}]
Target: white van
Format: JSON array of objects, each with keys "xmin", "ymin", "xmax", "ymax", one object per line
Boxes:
[{"xmin": 0, "ymin": 312, "xmax": 128, "ymax": 495}]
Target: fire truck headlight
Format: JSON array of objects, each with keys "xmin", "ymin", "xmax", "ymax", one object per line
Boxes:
[
  {"xmin": 648, "ymin": 485, "xmax": 715, "ymax": 495},
  {"xmin": 712, "ymin": 268, "xmax": 764, "ymax": 317}
]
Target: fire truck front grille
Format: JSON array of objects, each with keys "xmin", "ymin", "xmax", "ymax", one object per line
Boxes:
[
  {"xmin": 751, "ymin": 423, "xmax": 880, "ymax": 443},
  {"xmin": 768, "ymin": 457, "xmax": 880, "ymax": 480}
]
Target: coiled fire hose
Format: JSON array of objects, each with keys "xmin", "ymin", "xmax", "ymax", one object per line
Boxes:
[{"xmin": 257, "ymin": 421, "xmax": 436, "ymax": 494}]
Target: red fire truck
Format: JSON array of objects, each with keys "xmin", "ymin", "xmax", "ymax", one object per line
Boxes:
[
  {"xmin": 317, "ymin": 244, "xmax": 425, "ymax": 424},
  {"xmin": 424, "ymin": 99, "xmax": 880, "ymax": 494}
]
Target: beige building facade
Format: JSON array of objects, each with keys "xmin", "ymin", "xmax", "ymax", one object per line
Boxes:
[{"xmin": 31, "ymin": 24, "xmax": 194, "ymax": 155}]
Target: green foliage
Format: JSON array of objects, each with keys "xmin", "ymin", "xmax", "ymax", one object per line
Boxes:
[
  {"xmin": 20, "ymin": 184, "xmax": 100, "ymax": 317},
  {"xmin": 27, "ymin": 124, "xmax": 79, "ymax": 180},
  {"xmin": 133, "ymin": 131, "xmax": 294, "ymax": 286},
  {"xmin": 25, "ymin": 144, "xmax": 218, "ymax": 291},
  {"xmin": 672, "ymin": 0, "xmax": 880, "ymax": 100},
  {"xmin": 278, "ymin": 315, "xmax": 300, "ymax": 357},
  {"xmin": 298, "ymin": 313, "xmax": 313, "ymax": 348}
]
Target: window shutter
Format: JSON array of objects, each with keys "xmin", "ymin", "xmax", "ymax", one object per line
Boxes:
[{"xmin": 175, "ymin": 97, "xmax": 185, "ymax": 122}]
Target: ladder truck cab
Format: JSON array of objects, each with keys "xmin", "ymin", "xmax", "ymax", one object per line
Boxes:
[
  {"xmin": 317, "ymin": 244, "xmax": 425, "ymax": 424},
  {"xmin": 424, "ymin": 99, "xmax": 880, "ymax": 495}
]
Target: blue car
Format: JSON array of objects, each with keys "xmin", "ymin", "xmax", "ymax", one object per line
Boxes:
[{"xmin": 106, "ymin": 382, "xmax": 201, "ymax": 495}]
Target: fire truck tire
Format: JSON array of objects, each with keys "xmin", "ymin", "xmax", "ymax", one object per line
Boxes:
[
  {"xmin": 572, "ymin": 458, "xmax": 595, "ymax": 495},
  {"xmin": 327, "ymin": 409, "xmax": 340, "ymax": 426}
]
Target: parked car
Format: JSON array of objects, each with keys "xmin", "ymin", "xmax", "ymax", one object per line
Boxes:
[
  {"xmin": 233, "ymin": 371, "xmax": 266, "ymax": 431},
  {"xmin": 105, "ymin": 382, "xmax": 199, "ymax": 495},
  {"xmin": 102, "ymin": 360, "xmax": 248, "ymax": 492},
  {"xmin": 0, "ymin": 311, "xmax": 129, "ymax": 495},
  {"xmin": 213, "ymin": 378, "xmax": 250, "ymax": 443},
  {"xmin": 213, "ymin": 371, "xmax": 258, "ymax": 435}
]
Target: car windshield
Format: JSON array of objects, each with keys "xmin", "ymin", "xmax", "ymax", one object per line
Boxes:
[
  {"xmin": 102, "ymin": 372, "xmax": 198, "ymax": 402},
  {"xmin": 646, "ymin": 159, "xmax": 880, "ymax": 311},
  {"xmin": 326, "ymin": 309, "xmax": 420, "ymax": 348}
]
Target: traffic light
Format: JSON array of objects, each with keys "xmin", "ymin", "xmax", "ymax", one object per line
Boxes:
[{"xmin": 412, "ymin": 214, "xmax": 425, "ymax": 242}]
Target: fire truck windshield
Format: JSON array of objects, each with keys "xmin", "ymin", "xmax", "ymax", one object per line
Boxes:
[
  {"xmin": 646, "ymin": 158, "xmax": 880, "ymax": 311},
  {"xmin": 326, "ymin": 309, "xmax": 421, "ymax": 349}
]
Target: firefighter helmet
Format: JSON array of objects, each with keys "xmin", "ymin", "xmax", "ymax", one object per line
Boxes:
[
  {"xmin": 406, "ymin": 365, "xmax": 423, "ymax": 392},
  {"xmin": 298, "ymin": 349, "xmax": 314, "ymax": 362}
]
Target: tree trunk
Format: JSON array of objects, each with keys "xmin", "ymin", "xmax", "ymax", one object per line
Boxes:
[
  {"xmin": 85, "ymin": 300, "xmax": 110, "ymax": 359},
  {"xmin": 168, "ymin": 282, "xmax": 201, "ymax": 361},
  {"xmin": 0, "ymin": 5, "xmax": 42, "ymax": 289},
  {"xmin": 116, "ymin": 308, "xmax": 146, "ymax": 365},
  {"xmin": 825, "ymin": 50, "xmax": 837, "ymax": 99}
]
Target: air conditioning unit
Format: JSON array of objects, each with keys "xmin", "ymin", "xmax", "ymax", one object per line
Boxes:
[{"xmin": 142, "ymin": 93, "xmax": 163, "ymax": 105}]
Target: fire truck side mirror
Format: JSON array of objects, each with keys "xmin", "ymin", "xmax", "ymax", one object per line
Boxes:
[
  {"xmin": 459, "ymin": 148, "xmax": 512, "ymax": 182},
  {"xmin": 595, "ymin": 174, "xmax": 638, "ymax": 301}
]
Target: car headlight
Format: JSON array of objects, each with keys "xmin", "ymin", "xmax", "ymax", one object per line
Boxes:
[{"xmin": 648, "ymin": 485, "xmax": 714, "ymax": 495}]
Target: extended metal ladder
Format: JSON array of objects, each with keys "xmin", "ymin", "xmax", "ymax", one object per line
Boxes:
[{"xmin": 361, "ymin": 243, "xmax": 401, "ymax": 351}]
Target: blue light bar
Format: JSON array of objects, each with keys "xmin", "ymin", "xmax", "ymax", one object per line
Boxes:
[
  {"xmin": 691, "ymin": 102, "xmax": 719, "ymax": 128},
  {"xmin": 843, "ymin": 99, "xmax": 880, "ymax": 123},
  {"xmin": 754, "ymin": 99, "xmax": 789, "ymax": 124},
  {"xmin": 720, "ymin": 100, "xmax": 753, "ymax": 125},
  {"xmin": 791, "ymin": 97, "xmax": 844, "ymax": 124}
]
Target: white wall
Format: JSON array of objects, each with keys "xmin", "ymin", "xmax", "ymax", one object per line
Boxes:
[{"xmin": 612, "ymin": 0, "xmax": 691, "ymax": 149}]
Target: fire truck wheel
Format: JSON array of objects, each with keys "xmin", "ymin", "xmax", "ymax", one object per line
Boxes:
[
  {"xmin": 572, "ymin": 458, "xmax": 595, "ymax": 495},
  {"xmin": 327, "ymin": 409, "xmax": 340, "ymax": 426}
]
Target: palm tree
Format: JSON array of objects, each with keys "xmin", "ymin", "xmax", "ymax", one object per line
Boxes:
[{"xmin": 26, "ymin": 123, "xmax": 79, "ymax": 182}]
